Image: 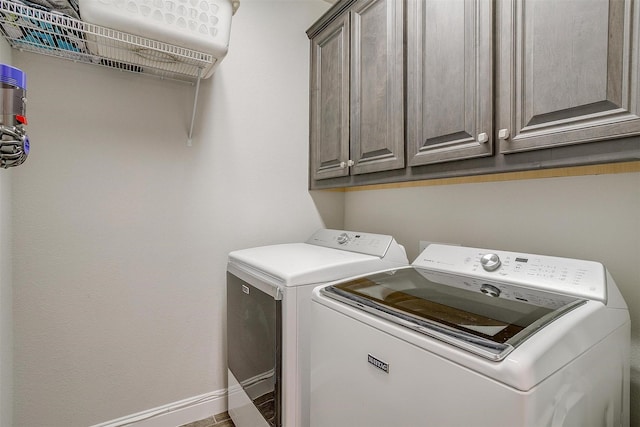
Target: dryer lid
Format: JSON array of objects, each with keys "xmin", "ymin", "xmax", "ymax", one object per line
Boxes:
[
  {"xmin": 227, "ymin": 230, "xmax": 408, "ymax": 287},
  {"xmin": 321, "ymin": 267, "xmax": 586, "ymax": 361},
  {"xmin": 229, "ymin": 243, "xmax": 379, "ymax": 287}
]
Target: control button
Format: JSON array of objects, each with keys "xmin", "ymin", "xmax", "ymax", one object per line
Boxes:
[
  {"xmin": 337, "ymin": 233, "xmax": 350, "ymax": 244},
  {"xmin": 480, "ymin": 253, "xmax": 501, "ymax": 271},
  {"xmin": 480, "ymin": 284, "xmax": 501, "ymax": 298}
]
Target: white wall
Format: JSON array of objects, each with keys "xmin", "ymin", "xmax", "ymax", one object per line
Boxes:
[
  {"xmin": 344, "ymin": 171, "xmax": 640, "ymax": 426},
  {"xmin": 11, "ymin": 1, "xmax": 337, "ymax": 425},
  {"xmin": 0, "ymin": 36, "xmax": 13, "ymax": 427}
]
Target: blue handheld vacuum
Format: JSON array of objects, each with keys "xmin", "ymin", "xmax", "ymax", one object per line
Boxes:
[{"xmin": 0, "ymin": 64, "xmax": 29, "ymax": 168}]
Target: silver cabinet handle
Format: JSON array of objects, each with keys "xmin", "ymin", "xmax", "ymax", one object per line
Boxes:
[
  {"xmin": 340, "ymin": 160, "xmax": 355, "ymax": 169},
  {"xmin": 477, "ymin": 132, "xmax": 488, "ymax": 143},
  {"xmin": 498, "ymin": 129, "xmax": 510, "ymax": 140}
]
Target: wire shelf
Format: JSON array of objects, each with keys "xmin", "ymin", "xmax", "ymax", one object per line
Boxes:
[{"xmin": 0, "ymin": 0, "xmax": 216, "ymax": 83}]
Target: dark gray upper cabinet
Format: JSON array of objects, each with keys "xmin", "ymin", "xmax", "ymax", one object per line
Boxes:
[
  {"xmin": 406, "ymin": 0, "xmax": 493, "ymax": 166},
  {"xmin": 308, "ymin": 0, "xmax": 404, "ymax": 181},
  {"xmin": 350, "ymin": 0, "xmax": 404, "ymax": 175},
  {"xmin": 309, "ymin": 13, "xmax": 350, "ymax": 181},
  {"xmin": 497, "ymin": 0, "xmax": 640, "ymax": 153},
  {"xmin": 307, "ymin": 0, "xmax": 640, "ymax": 189}
]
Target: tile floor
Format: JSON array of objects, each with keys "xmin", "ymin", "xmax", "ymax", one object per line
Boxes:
[{"xmin": 179, "ymin": 411, "xmax": 235, "ymax": 427}]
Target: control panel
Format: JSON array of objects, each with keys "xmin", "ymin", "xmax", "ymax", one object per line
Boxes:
[
  {"xmin": 415, "ymin": 244, "xmax": 607, "ymax": 303},
  {"xmin": 306, "ymin": 229, "xmax": 394, "ymax": 258}
]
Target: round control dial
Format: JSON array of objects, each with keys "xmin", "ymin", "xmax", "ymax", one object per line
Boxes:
[
  {"xmin": 337, "ymin": 233, "xmax": 350, "ymax": 244},
  {"xmin": 480, "ymin": 253, "xmax": 501, "ymax": 271},
  {"xmin": 480, "ymin": 284, "xmax": 501, "ymax": 298}
]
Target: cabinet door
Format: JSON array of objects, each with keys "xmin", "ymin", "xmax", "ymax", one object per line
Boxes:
[
  {"xmin": 407, "ymin": 0, "xmax": 493, "ymax": 166},
  {"xmin": 497, "ymin": 0, "xmax": 640, "ymax": 153},
  {"xmin": 350, "ymin": 0, "xmax": 404, "ymax": 175},
  {"xmin": 309, "ymin": 14, "xmax": 350, "ymax": 181}
]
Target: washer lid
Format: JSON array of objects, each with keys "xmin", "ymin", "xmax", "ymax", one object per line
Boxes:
[
  {"xmin": 228, "ymin": 229, "xmax": 408, "ymax": 287},
  {"xmin": 321, "ymin": 267, "xmax": 586, "ymax": 361},
  {"xmin": 229, "ymin": 243, "xmax": 395, "ymax": 287}
]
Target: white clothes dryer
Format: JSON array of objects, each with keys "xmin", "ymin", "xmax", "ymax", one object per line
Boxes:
[
  {"xmin": 310, "ymin": 243, "xmax": 630, "ymax": 427},
  {"xmin": 226, "ymin": 229, "xmax": 408, "ymax": 427}
]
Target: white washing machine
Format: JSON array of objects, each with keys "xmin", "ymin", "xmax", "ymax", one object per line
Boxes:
[
  {"xmin": 226, "ymin": 229, "xmax": 408, "ymax": 427},
  {"xmin": 310, "ymin": 243, "xmax": 630, "ymax": 427}
]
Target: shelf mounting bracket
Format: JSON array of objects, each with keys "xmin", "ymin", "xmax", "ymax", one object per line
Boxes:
[{"xmin": 187, "ymin": 68, "xmax": 203, "ymax": 146}]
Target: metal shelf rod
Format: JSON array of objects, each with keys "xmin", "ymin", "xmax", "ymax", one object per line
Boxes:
[{"xmin": 187, "ymin": 69, "xmax": 202, "ymax": 147}]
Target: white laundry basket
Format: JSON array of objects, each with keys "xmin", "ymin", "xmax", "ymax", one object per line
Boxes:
[{"xmin": 78, "ymin": 0, "xmax": 236, "ymax": 77}]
